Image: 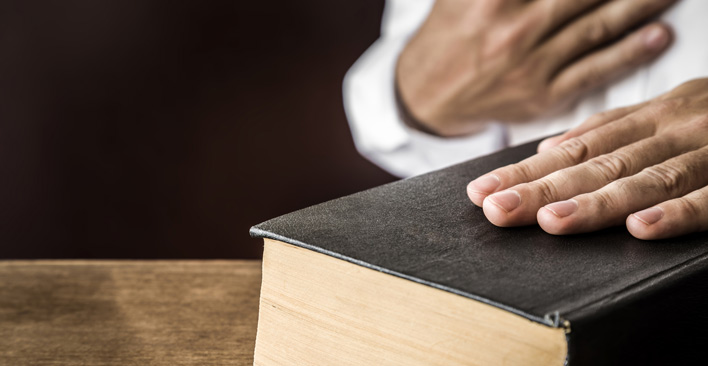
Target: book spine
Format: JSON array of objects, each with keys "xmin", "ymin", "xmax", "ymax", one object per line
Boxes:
[{"xmin": 566, "ymin": 252, "xmax": 708, "ymax": 365}]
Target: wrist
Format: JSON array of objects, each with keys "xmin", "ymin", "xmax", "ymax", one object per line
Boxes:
[{"xmin": 394, "ymin": 79, "xmax": 444, "ymax": 137}]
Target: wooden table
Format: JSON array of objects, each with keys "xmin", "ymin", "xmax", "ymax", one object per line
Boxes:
[{"xmin": 0, "ymin": 261, "xmax": 261, "ymax": 365}]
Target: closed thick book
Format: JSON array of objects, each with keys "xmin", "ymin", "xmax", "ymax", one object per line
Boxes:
[{"xmin": 250, "ymin": 140, "xmax": 708, "ymax": 366}]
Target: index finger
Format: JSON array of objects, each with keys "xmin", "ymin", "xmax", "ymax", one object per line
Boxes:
[
  {"xmin": 538, "ymin": 101, "xmax": 649, "ymax": 152},
  {"xmin": 467, "ymin": 110, "xmax": 656, "ymax": 206}
]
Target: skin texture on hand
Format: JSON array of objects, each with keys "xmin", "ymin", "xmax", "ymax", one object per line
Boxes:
[
  {"xmin": 467, "ymin": 78, "xmax": 708, "ymax": 240},
  {"xmin": 396, "ymin": 0, "xmax": 676, "ymax": 137}
]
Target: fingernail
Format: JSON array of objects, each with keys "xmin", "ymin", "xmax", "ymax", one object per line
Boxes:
[
  {"xmin": 468, "ymin": 174, "xmax": 501, "ymax": 194},
  {"xmin": 633, "ymin": 207, "xmax": 664, "ymax": 225},
  {"xmin": 644, "ymin": 26, "xmax": 669, "ymax": 50},
  {"xmin": 544, "ymin": 199, "xmax": 579, "ymax": 218},
  {"xmin": 487, "ymin": 190, "xmax": 521, "ymax": 213}
]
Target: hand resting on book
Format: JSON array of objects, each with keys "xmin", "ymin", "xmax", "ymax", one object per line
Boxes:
[{"xmin": 467, "ymin": 78, "xmax": 708, "ymax": 240}]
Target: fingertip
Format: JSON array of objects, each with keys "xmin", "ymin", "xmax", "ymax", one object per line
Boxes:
[
  {"xmin": 483, "ymin": 189, "xmax": 543, "ymax": 227},
  {"xmin": 626, "ymin": 210, "xmax": 669, "ymax": 241},
  {"xmin": 482, "ymin": 197, "xmax": 509, "ymax": 227},
  {"xmin": 537, "ymin": 135, "xmax": 563, "ymax": 153},
  {"xmin": 537, "ymin": 207, "xmax": 574, "ymax": 235},
  {"xmin": 466, "ymin": 182, "xmax": 487, "ymax": 207},
  {"xmin": 468, "ymin": 174, "xmax": 502, "ymax": 206},
  {"xmin": 482, "ymin": 195, "xmax": 520, "ymax": 227},
  {"xmin": 642, "ymin": 22, "xmax": 673, "ymax": 52},
  {"xmin": 626, "ymin": 214, "xmax": 655, "ymax": 240}
]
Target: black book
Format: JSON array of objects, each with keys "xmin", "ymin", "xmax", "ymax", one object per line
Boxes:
[{"xmin": 251, "ymin": 139, "xmax": 708, "ymax": 366}]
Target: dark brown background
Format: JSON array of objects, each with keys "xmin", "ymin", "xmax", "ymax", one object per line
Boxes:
[{"xmin": 0, "ymin": 0, "xmax": 395, "ymax": 259}]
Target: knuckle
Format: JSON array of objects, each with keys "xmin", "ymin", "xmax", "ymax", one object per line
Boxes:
[
  {"xmin": 554, "ymin": 137, "xmax": 591, "ymax": 165},
  {"xmin": 648, "ymin": 99, "xmax": 685, "ymax": 117},
  {"xmin": 519, "ymin": 54, "xmax": 547, "ymax": 81},
  {"xmin": 610, "ymin": 177, "xmax": 631, "ymax": 191},
  {"xmin": 544, "ymin": 0, "xmax": 598, "ymax": 25},
  {"xmin": 692, "ymin": 189, "xmax": 708, "ymax": 206},
  {"xmin": 483, "ymin": 22, "xmax": 530, "ymax": 59},
  {"xmin": 673, "ymin": 79, "xmax": 708, "ymax": 94},
  {"xmin": 675, "ymin": 197, "xmax": 704, "ymax": 228},
  {"xmin": 503, "ymin": 64, "xmax": 535, "ymax": 86},
  {"xmin": 586, "ymin": 153, "xmax": 635, "ymax": 183},
  {"xmin": 592, "ymin": 188, "xmax": 621, "ymax": 210},
  {"xmin": 690, "ymin": 116, "xmax": 708, "ymax": 132},
  {"xmin": 692, "ymin": 191, "xmax": 708, "ymax": 232},
  {"xmin": 584, "ymin": 18, "xmax": 613, "ymax": 45},
  {"xmin": 530, "ymin": 179, "xmax": 561, "ymax": 204},
  {"xmin": 576, "ymin": 66, "xmax": 601, "ymax": 91},
  {"xmin": 481, "ymin": 0, "xmax": 510, "ymax": 14},
  {"xmin": 508, "ymin": 162, "xmax": 536, "ymax": 182},
  {"xmin": 642, "ymin": 164, "xmax": 686, "ymax": 196},
  {"xmin": 586, "ymin": 110, "xmax": 611, "ymax": 125},
  {"xmin": 699, "ymin": 189, "xmax": 708, "ymax": 199}
]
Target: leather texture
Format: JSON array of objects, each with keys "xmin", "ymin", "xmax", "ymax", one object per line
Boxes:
[{"xmin": 252, "ymin": 139, "xmax": 708, "ymax": 365}]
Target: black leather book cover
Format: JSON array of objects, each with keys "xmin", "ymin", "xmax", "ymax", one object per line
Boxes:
[{"xmin": 251, "ymin": 139, "xmax": 708, "ymax": 365}]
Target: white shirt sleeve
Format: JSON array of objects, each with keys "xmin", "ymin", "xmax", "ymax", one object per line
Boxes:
[{"xmin": 342, "ymin": 0, "xmax": 507, "ymax": 178}]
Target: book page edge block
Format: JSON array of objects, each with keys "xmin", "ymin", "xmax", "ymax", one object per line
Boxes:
[{"xmin": 254, "ymin": 239, "xmax": 567, "ymax": 366}]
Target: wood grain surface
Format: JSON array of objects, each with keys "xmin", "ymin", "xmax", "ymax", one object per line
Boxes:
[{"xmin": 0, "ymin": 261, "xmax": 261, "ymax": 365}]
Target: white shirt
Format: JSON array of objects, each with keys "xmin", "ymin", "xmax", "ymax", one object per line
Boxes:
[{"xmin": 343, "ymin": 0, "xmax": 708, "ymax": 178}]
